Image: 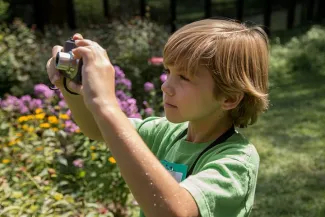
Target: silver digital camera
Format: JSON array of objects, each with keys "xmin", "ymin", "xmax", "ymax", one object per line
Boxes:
[{"xmin": 55, "ymin": 38, "xmax": 83, "ymax": 84}]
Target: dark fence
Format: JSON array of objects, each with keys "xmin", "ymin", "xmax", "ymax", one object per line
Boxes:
[{"xmin": 7, "ymin": 0, "xmax": 325, "ymax": 35}]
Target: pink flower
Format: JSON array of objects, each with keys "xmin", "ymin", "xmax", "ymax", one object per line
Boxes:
[
  {"xmin": 144, "ymin": 82, "xmax": 155, "ymax": 92},
  {"xmin": 73, "ymin": 159, "xmax": 84, "ymax": 168},
  {"xmin": 145, "ymin": 107, "xmax": 153, "ymax": 116},
  {"xmin": 148, "ymin": 57, "xmax": 163, "ymax": 66},
  {"xmin": 160, "ymin": 73, "xmax": 167, "ymax": 83}
]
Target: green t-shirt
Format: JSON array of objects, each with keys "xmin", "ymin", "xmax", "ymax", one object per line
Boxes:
[{"xmin": 129, "ymin": 116, "xmax": 259, "ymax": 217}]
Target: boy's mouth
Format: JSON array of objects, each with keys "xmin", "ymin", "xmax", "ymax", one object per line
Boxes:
[{"xmin": 164, "ymin": 103, "xmax": 177, "ymax": 108}]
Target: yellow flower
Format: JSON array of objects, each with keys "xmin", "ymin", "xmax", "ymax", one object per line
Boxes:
[
  {"xmin": 15, "ymin": 133, "xmax": 22, "ymax": 137},
  {"xmin": 65, "ymin": 195, "xmax": 74, "ymax": 203},
  {"xmin": 53, "ymin": 192, "xmax": 63, "ymax": 201},
  {"xmin": 59, "ymin": 113, "xmax": 70, "ymax": 120},
  {"xmin": 35, "ymin": 108, "xmax": 43, "ymax": 114},
  {"xmin": 108, "ymin": 157, "xmax": 116, "ymax": 164},
  {"xmin": 11, "ymin": 191, "xmax": 23, "ymax": 199},
  {"xmin": 18, "ymin": 116, "xmax": 28, "ymax": 123},
  {"xmin": 26, "ymin": 115, "xmax": 35, "ymax": 121},
  {"xmin": 48, "ymin": 116, "xmax": 59, "ymax": 124},
  {"xmin": 36, "ymin": 146, "xmax": 43, "ymax": 151},
  {"xmin": 35, "ymin": 113, "xmax": 45, "ymax": 120},
  {"xmin": 22, "ymin": 124, "xmax": 29, "ymax": 131},
  {"xmin": 91, "ymin": 153, "xmax": 97, "ymax": 160},
  {"xmin": 8, "ymin": 139, "xmax": 19, "ymax": 146},
  {"xmin": 51, "ymin": 128, "xmax": 59, "ymax": 132},
  {"xmin": 40, "ymin": 123, "xmax": 50, "ymax": 128},
  {"xmin": 90, "ymin": 145, "xmax": 96, "ymax": 150},
  {"xmin": 2, "ymin": 159, "xmax": 11, "ymax": 164},
  {"xmin": 29, "ymin": 205, "xmax": 39, "ymax": 212},
  {"xmin": 28, "ymin": 127, "xmax": 35, "ymax": 133}
]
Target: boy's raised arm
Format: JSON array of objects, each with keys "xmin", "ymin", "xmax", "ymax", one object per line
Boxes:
[
  {"xmin": 60, "ymin": 86, "xmax": 104, "ymax": 142},
  {"xmin": 46, "ymin": 44, "xmax": 104, "ymax": 142}
]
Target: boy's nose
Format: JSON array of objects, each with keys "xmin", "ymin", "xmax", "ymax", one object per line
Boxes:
[{"xmin": 161, "ymin": 81, "xmax": 175, "ymax": 96}]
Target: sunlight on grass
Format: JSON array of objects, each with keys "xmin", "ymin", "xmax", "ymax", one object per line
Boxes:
[{"xmin": 239, "ymin": 27, "xmax": 325, "ymax": 216}]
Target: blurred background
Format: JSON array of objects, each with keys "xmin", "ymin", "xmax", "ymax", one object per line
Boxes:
[{"xmin": 0, "ymin": 0, "xmax": 324, "ymax": 217}]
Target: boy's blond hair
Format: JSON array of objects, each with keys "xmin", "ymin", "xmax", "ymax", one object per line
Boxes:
[{"xmin": 163, "ymin": 19, "xmax": 269, "ymax": 128}]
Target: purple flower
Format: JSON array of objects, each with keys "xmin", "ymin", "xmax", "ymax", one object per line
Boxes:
[
  {"xmin": 114, "ymin": 66, "xmax": 125, "ymax": 79},
  {"xmin": 116, "ymin": 78, "xmax": 132, "ymax": 90},
  {"xmin": 143, "ymin": 101, "xmax": 149, "ymax": 107},
  {"xmin": 119, "ymin": 101, "xmax": 128, "ymax": 111},
  {"xmin": 19, "ymin": 105, "xmax": 29, "ymax": 114},
  {"xmin": 144, "ymin": 107, "xmax": 153, "ymax": 116},
  {"xmin": 64, "ymin": 120, "xmax": 79, "ymax": 133},
  {"xmin": 29, "ymin": 99, "xmax": 42, "ymax": 110},
  {"xmin": 160, "ymin": 73, "xmax": 167, "ymax": 83},
  {"xmin": 73, "ymin": 159, "xmax": 84, "ymax": 168},
  {"xmin": 34, "ymin": 84, "xmax": 55, "ymax": 99},
  {"xmin": 59, "ymin": 100, "xmax": 67, "ymax": 108},
  {"xmin": 129, "ymin": 113, "xmax": 142, "ymax": 119},
  {"xmin": 127, "ymin": 98, "xmax": 136, "ymax": 105},
  {"xmin": 20, "ymin": 95, "xmax": 32, "ymax": 103},
  {"xmin": 116, "ymin": 90, "xmax": 129, "ymax": 101},
  {"xmin": 144, "ymin": 82, "xmax": 155, "ymax": 92},
  {"xmin": 58, "ymin": 91, "xmax": 64, "ymax": 99},
  {"xmin": 66, "ymin": 109, "xmax": 72, "ymax": 117}
]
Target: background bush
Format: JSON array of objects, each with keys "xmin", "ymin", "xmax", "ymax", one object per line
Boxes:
[{"xmin": 0, "ymin": 17, "xmax": 168, "ymax": 115}]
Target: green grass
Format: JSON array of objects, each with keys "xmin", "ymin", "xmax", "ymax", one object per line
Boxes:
[{"xmin": 239, "ymin": 57, "xmax": 325, "ymax": 217}]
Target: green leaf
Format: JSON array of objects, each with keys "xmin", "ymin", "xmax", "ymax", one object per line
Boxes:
[
  {"xmin": 57, "ymin": 156, "xmax": 68, "ymax": 166},
  {"xmin": 79, "ymin": 170, "xmax": 86, "ymax": 178}
]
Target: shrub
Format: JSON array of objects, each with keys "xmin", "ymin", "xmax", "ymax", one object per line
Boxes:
[
  {"xmin": 0, "ymin": 19, "xmax": 48, "ymax": 96},
  {"xmin": 0, "ymin": 65, "xmax": 141, "ymax": 216},
  {"xmin": 269, "ymin": 25, "xmax": 325, "ymax": 86},
  {"xmin": 0, "ymin": 17, "xmax": 168, "ymax": 116}
]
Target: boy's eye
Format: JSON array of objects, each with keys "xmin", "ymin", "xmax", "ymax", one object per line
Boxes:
[
  {"xmin": 164, "ymin": 69, "xmax": 170, "ymax": 75},
  {"xmin": 163, "ymin": 69, "xmax": 190, "ymax": 81},
  {"xmin": 179, "ymin": 75, "xmax": 190, "ymax": 81}
]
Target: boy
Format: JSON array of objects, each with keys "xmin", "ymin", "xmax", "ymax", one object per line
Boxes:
[{"xmin": 46, "ymin": 18, "xmax": 269, "ymax": 217}]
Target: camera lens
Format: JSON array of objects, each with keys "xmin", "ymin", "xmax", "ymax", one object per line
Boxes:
[{"xmin": 55, "ymin": 51, "xmax": 78, "ymax": 79}]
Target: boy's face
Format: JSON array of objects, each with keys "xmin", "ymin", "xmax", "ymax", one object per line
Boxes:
[{"xmin": 161, "ymin": 65, "xmax": 224, "ymax": 124}]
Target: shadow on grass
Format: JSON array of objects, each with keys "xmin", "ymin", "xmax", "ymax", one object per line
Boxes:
[{"xmin": 239, "ymin": 26, "xmax": 325, "ymax": 217}]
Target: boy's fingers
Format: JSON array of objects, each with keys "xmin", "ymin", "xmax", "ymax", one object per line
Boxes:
[
  {"xmin": 72, "ymin": 46, "xmax": 93, "ymax": 63},
  {"xmin": 52, "ymin": 45, "xmax": 63, "ymax": 57},
  {"xmin": 72, "ymin": 33, "xmax": 84, "ymax": 40},
  {"xmin": 75, "ymin": 39, "xmax": 99, "ymax": 47}
]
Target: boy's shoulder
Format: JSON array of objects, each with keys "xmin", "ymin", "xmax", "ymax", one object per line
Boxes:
[
  {"xmin": 199, "ymin": 131, "xmax": 260, "ymax": 172},
  {"xmin": 129, "ymin": 116, "xmax": 187, "ymax": 137},
  {"xmin": 129, "ymin": 116, "xmax": 188, "ymax": 146}
]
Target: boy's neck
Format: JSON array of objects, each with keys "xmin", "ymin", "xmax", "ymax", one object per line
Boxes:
[{"xmin": 186, "ymin": 113, "xmax": 233, "ymax": 143}]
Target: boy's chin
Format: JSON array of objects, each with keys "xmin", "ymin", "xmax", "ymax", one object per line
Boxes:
[{"xmin": 165, "ymin": 115, "xmax": 187, "ymax": 124}]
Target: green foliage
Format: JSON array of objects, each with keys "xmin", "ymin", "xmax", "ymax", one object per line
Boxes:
[
  {"xmin": 0, "ymin": 93, "xmax": 137, "ymax": 216},
  {"xmin": 0, "ymin": 19, "xmax": 48, "ymax": 96},
  {"xmin": 270, "ymin": 25, "xmax": 325, "ymax": 86},
  {"xmin": 240, "ymin": 25, "xmax": 325, "ymax": 217},
  {"xmin": 0, "ymin": 0, "xmax": 8, "ymax": 21},
  {"xmin": 0, "ymin": 18, "xmax": 168, "ymax": 116}
]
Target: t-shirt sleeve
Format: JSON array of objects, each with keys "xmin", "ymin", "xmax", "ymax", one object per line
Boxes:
[
  {"xmin": 128, "ymin": 116, "xmax": 164, "ymax": 150},
  {"xmin": 179, "ymin": 149, "xmax": 259, "ymax": 217}
]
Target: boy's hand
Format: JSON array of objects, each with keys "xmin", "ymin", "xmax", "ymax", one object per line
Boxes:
[
  {"xmin": 67, "ymin": 36, "xmax": 119, "ymax": 112},
  {"xmin": 46, "ymin": 33, "xmax": 84, "ymax": 90}
]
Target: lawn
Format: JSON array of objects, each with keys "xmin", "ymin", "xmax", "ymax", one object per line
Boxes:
[{"xmin": 240, "ymin": 39, "xmax": 325, "ymax": 216}]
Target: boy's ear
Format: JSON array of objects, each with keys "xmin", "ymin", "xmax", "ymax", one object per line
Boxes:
[{"xmin": 221, "ymin": 92, "xmax": 244, "ymax": 110}]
